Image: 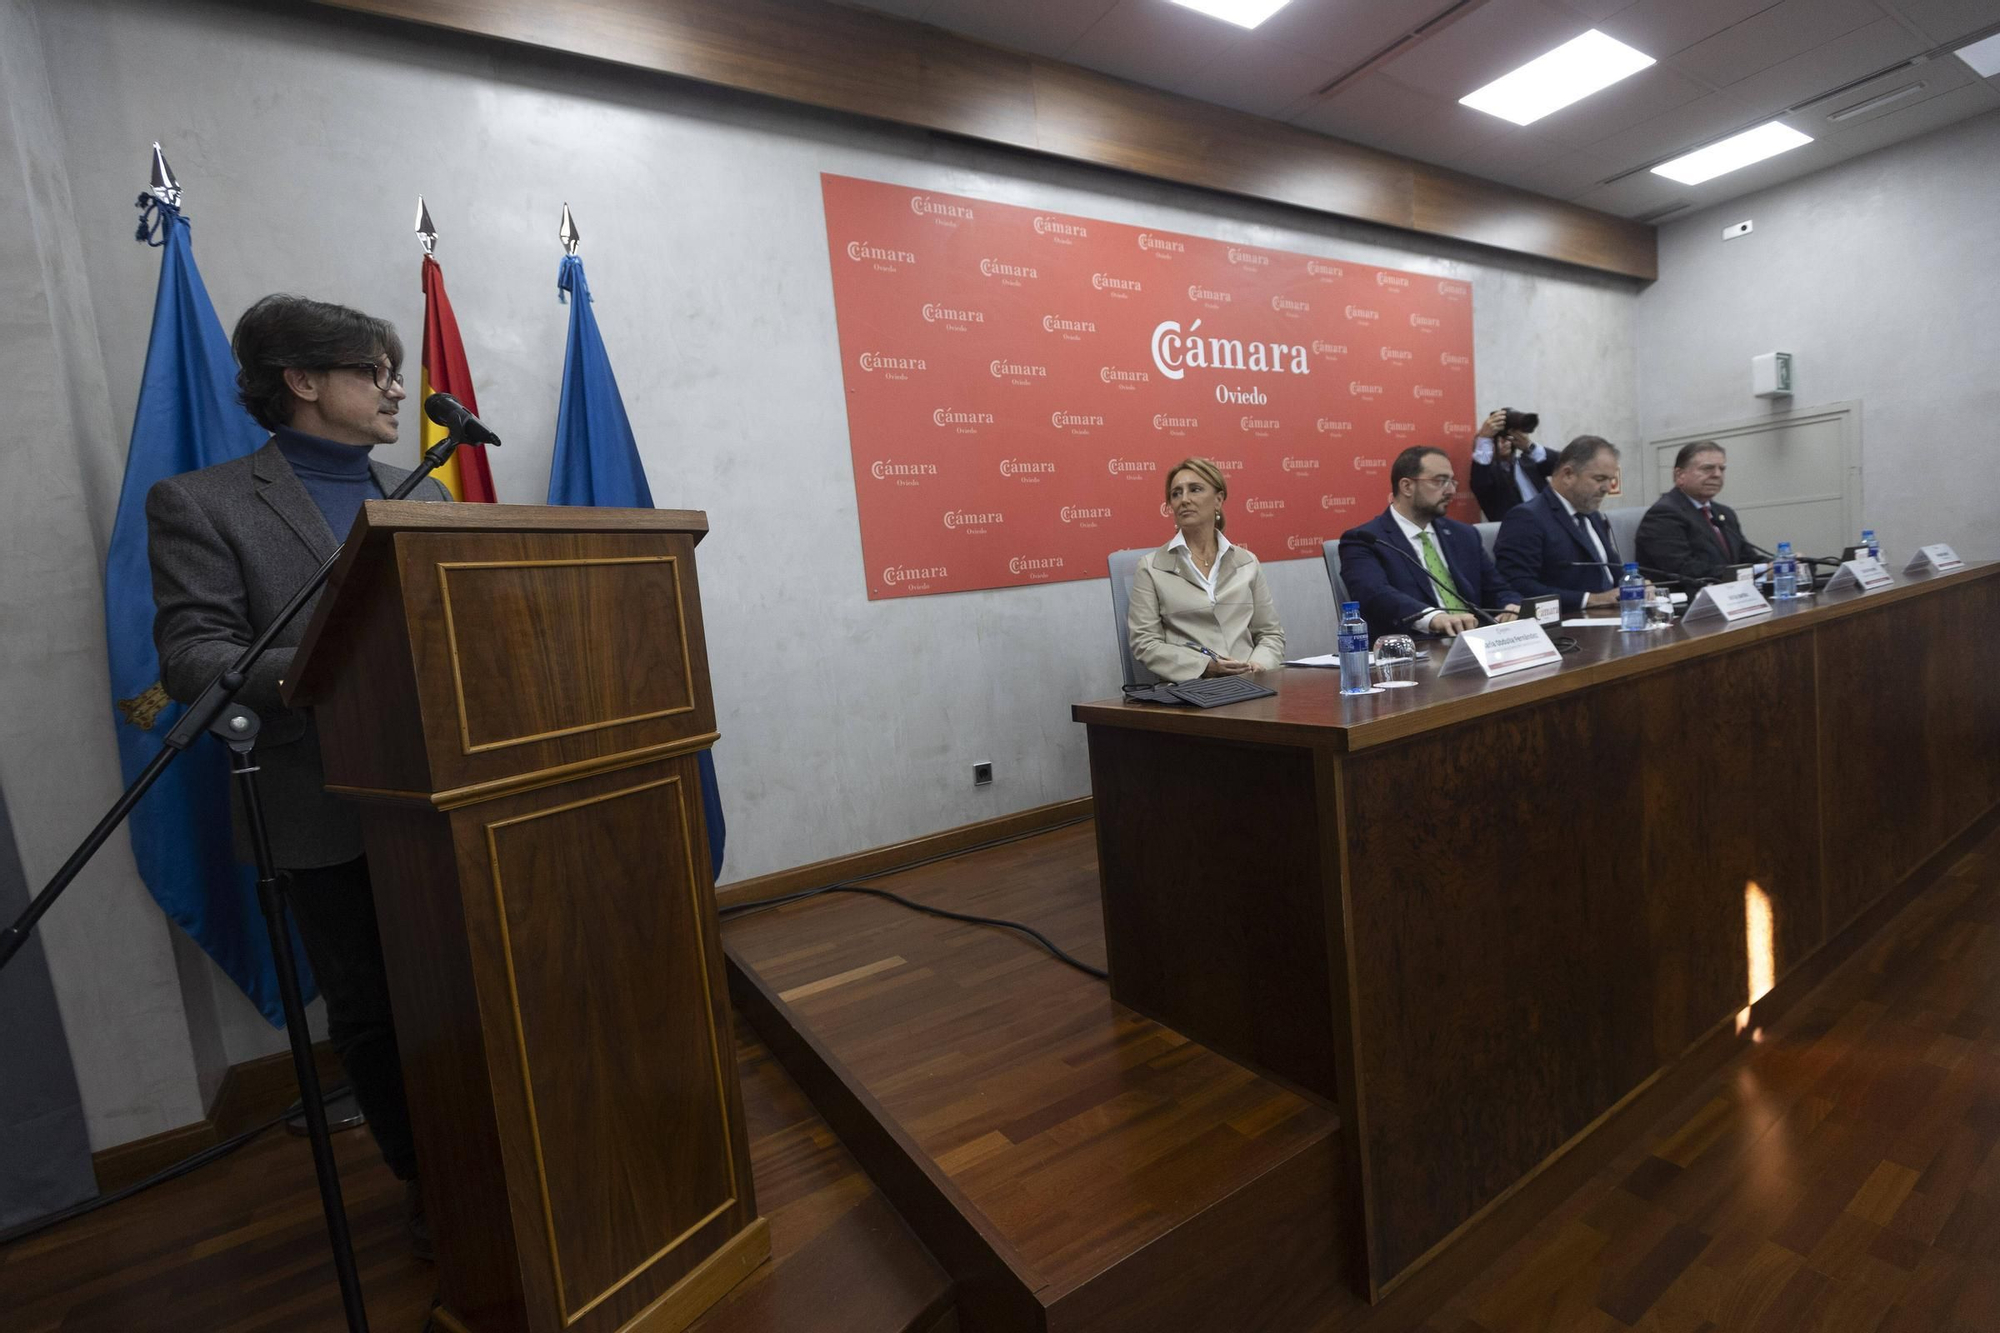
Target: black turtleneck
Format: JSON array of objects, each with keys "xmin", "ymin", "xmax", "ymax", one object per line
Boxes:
[{"xmin": 273, "ymin": 428, "xmax": 381, "ymax": 542}]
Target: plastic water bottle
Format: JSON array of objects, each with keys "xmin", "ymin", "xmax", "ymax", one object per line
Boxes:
[
  {"xmin": 1862, "ymin": 528, "xmax": 1879, "ymax": 562},
  {"xmin": 1774, "ymin": 542, "xmax": 1798, "ymax": 600},
  {"xmin": 1618, "ymin": 562, "xmax": 1647, "ymax": 631},
  {"xmin": 1338, "ymin": 601, "xmax": 1371, "ymax": 695}
]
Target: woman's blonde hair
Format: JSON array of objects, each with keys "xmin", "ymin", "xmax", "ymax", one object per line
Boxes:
[{"xmin": 1165, "ymin": 457, "xmax": 1229, "ymax": 532}]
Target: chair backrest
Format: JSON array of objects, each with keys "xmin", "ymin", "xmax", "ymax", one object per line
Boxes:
[
  {"xmin": 1473, "ymin": 519, "xmax": 1501, "ymax": 557},
  {"xmin": 1107, "ymin": 546, "xmax": 1159, "ymax": 688},
  {"xmin": 1321, "ymin": 539, "xmax": 1348, "ymax": 610},
  {"xmin": 1604, "ymin": 505, "xmax": 1646, "ymax": 569}
]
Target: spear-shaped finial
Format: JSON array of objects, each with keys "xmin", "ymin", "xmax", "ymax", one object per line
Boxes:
[
  {"xmin": 148, "ymin": 142, "xmax": 182, "ymax": 209},
  {"xmin": 559, "ymin": 202, "xmax": 580, "ymax": 256},
  {"xmin": 415, "ymin": 196, "xmax": 437, "ymax": 256}
]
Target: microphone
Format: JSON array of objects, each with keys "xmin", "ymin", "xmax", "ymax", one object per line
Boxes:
[
  {"xmin": 1341, "ymin": 530, "xmax": 1500, "ymax": 628},
  {"xmin": 1561, "ymin": 561, "xmax": 1687, "ymax": 586},
  {"xmin": 423, "ymin": 392, "xmax": 503, "ymax": 446}
]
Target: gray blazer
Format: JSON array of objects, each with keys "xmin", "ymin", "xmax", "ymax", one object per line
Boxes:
[{"xmin": 147, "ymin": 440, "xmax": 451, "ymax": 868}]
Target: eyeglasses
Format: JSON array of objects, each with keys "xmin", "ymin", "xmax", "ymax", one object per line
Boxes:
[
  {"xmin": 1416, "ymin": 473, "xmax": 1458, "ymax": 489},
  {"xmin": 331, "ymin": 362, "xmax": 406, "ymax": 391}
]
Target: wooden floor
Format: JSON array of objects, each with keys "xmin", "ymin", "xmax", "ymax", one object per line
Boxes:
[
  {"xmin": 5, "ymin": 816, "xmax": 1996, "ymax": 1331},
  {"xmin": 0, "ymin": 1024, "xmax": 950, "ymax": 1333}
]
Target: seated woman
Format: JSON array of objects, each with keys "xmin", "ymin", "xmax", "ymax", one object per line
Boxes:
[{"xmin": 1127, "ymin": 456, "xmax": 1285, "ymax": 682}]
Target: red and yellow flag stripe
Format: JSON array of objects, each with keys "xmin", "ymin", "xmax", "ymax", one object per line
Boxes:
[{"xmin": 420, "ymin": 254, "xmax": 496, "ymax": 502}]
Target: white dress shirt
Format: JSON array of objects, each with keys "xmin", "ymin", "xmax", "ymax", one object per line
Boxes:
[
  {"xmin": 1551, "ymin": 488, "xmax": 1610, "ymax": 568},
  {"xmin": 1167, "ymin": 528, "xmax": 1234, "ymax": 604},
  {"xmin": 1388, "ymin": 506, "xmax": 1456, "ymax": 634}
]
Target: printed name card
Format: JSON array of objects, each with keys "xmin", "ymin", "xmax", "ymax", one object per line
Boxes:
[
  {"xmin": 1683, "ymin": 580, "xmax": 1772, "ymax": 624},
  {"xmin": 1821, "ymin": 555, "xmax": 1894, "ymax": 594},
  {"xmin": 1438, "ymin": 620, "xmax": 1563, "ymax": 678},
  {"xmin": 1903, "ymin": 543, "xmax": 1963, "ymax": 574}
]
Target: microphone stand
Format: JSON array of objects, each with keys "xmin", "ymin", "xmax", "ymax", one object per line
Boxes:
[{"xmin": 0, "ymin": 429, "xmax": 469, "ymax": 1333}]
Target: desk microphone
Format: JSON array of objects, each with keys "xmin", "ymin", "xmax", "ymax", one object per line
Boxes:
[
  {"xmin": 1340, "ymin": 530, "xmax": 1501, "ymax": 628},
  {"xmin": 424, "ymin": 392, "xmax": 504, "ymax": 446},
  {"xmin": 1561, "ymin": 561, "xmax": 1687, "ymax": 586}
]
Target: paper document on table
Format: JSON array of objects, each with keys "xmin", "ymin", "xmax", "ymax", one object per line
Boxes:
[
  {"xmin": 1562, "ymin": 618, "xmax": 1622, "ymax": 627},
  {"xmin": 1284, "ymin": 653, "xmax": 1340, "ymax": 668}
]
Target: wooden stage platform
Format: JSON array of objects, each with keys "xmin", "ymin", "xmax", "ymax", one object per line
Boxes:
[{"xmin": 722, "ymin": 820, "xmax": 1352, "ymax": 1333}]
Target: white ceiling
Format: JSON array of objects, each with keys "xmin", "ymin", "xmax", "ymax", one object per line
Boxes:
[{"xmin": 845, "ymin": 0, "xmax": 2000, "ymax": 222}]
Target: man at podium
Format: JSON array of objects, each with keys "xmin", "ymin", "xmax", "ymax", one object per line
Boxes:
[{"xmin": 145, "ymin": 294, "xmax": 452, "ymax": 1259}]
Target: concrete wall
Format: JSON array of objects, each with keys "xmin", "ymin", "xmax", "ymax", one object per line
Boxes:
[
  {"xmin": 14, "ymin": 0, "xmax": 1641, "ymax": 1147},
  {"xmin": 1637, "ymin": 109, "xmax": 2000, "ymax": 559}
]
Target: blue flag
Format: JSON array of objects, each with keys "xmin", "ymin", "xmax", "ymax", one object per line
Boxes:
[
  {"xmin": 549, "ymin": 254, "xmax": 727, "ymax": 880},
  {"xmin": 104, "ymin": 195, "xmax": 308, "ymax": 1025}
]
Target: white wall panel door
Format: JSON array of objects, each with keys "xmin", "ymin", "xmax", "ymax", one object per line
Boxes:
[{"xmin": 1650, "ymin": 401, "xmax": 1860, "ymax": 562}]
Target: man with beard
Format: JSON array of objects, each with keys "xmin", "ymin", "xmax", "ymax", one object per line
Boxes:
[{"xmin": 1337, "ymin": 445, "xmax": 1521, "ymax": 640}]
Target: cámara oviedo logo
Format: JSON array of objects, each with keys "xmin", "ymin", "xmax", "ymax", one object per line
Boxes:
[
  {"xmin": 847, "ymin": 240, "xmax": 916, "ymax": 264},
  {"xmin": 943, "ymin": 509, "xmax": 1003, "ymax": 530},
  {"xmin": 1281, "ymin": 456, "xmax": 1320, "ymax": 473},
  {"xmin": 1240, "ymin": 415, "xmax": 1280, "ymax": 433},
  {"xmin": 1437, "ymin": 279, "xmax": 1470, "ymax": 299},
  {"xmin": 1188, "ymin": 285, "xmax": 1232, "ymax": 304},
  {"xmin": 1344, "ymin": 304, "xmax": 1380, "ymax": 323},
  {"xmin": 1226, "ymin": 247, "xmax": 1271, "ymax": 268},
  {"xmin": 1152, "ymin": 414, "xmax": 1197, "ymax": 431},
  {"xmin": 1152, "ymin": 319, "xmax": 1309, "ymax": 381},
  {"xmin": 1444, "ymin": 420, "xmax": 1473, "ymax": 437},
  {"xmin": 858, "ymin": 352, "xmax": 927, "ymax": 374},
  {"xmin": 979, "ymin": 258, "xmax": 1039, "ymax": 281},
  {"xmin": 1440, "ymin": 351, "xmax": 1471, "ymax": 369},
  {"xmin": 1051, "ymin": 411, "xmax": 1104, "ymax": 431},
  {"xmin": 1316, "ymin": 418, "xmax": 1353, "ymax": 435},
  {"xmin": 1137, "ymin": 233, "xmax": 1185, "ymax": 254},
  {"xmin": 991, "ymin": 359, "xmax": 1049, "ymax": 380},
  {"xmin": 1000, "ymin": 458, "xmax": 1054, "ymax": 478},
  {"xmin": 1244, "ymin": 497, "xmax": 1285, "ymax": 514},
  {"xmin": 1108, "ymin": 458, "xmax": 1157, "ymax": 478},
  {"xmin": 1271, "ymin": 296, "xmax": 1310, "ymax": 314},
  {"xmin": 1320, "ymin": 494, "xmax": 1357, "ymax": 510},
  {"xmin": 1009, "ymin": 555, "xmax": 1066, "ymax": 575},
  {"xmin": 1100, "ymin": 366, "xmax": 1151, "ymax": 387},
  {"xmin": 909, "ymin": 195, "xmax": 973, "ymax": 221},
  {"xmin": 1380, "ymin": 347, "xmax": 1414, "ymax": 362},
  {"xmin": 1413, "ymin": 385, "xmax": 1445, "ymax": 400},
  {"xmin": 921, "ymin": 302, "xmax": 985, "ymax": 325},
  {"xmin": 882, "ymin": 563, "xmax": 946, "ymax": 586},
  {"xmin": 1410, "ymin": 313, "xmax": 1442, "ymax": 330},
  {"xmin": 1059, "ymin": 505, "xmax": 1111, "ymax": 524},
  {"xmin": 933, "ymin": 408, "xmax": 995, "ymax": 428},
  {"xmin": 1285, "ymin": 535, "xmax": 1321, "ymax": 552},
  {"xmin": 1043, "ymin": 315, "xmax": 1098, "ymax": 336},
  {"xmin": 1307, "ymin": 260, "xmax": 1345, "ymax": 279},
  {"xmin": 1347, "ymin": 381, "xmax": 1384, "ymax": 398},
  {"xmin": 1384, "ymin": 420, "xmax": 1419, "ymax": 436},
  {"xmin": 1311, "ymin": 340, "xmax": 1349, "ymax": 359},
  {"xmin": 870, "ymin": 459, "xmax": 938, "ymax": 482},
  {"xmin": 1093, "ymin": 273, "xmax": 1143, "ymax": 294},
  {"xmin": 1032, "ymin": 215, "xmax": 1087, "ymax": 239},
  {"xmin": 1353, "ymin": 455, "xmax": 1388, "ymax": 471},
  {"xmin": 1375, "ymin": 272, "xmax": 1411, "ymax": 289}
]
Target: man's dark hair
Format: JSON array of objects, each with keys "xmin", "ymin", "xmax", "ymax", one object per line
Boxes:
[
  {"xmin": 1389, "ymin": 445, "xmax": 1449, "ymax": 497},
  {"xmin": 1674, "ymin": 439, "xmax": 1724, "ymax": 470},
  {"xmin": 231, "ymin": 294, "xmax": 404, "ymax": 431},
  {"xmin": 1557, "ymin": 434, "xmax": 1618, "ymax": 472}
]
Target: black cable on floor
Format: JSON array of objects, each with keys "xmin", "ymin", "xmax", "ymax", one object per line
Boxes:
[
  {"xmin": 719, "ymin": 815, "xmax": 1108, "ymax": 981},
  {"xmin": 0, "ymin": 1083, "xmax": 353, "ymax": 1249}
]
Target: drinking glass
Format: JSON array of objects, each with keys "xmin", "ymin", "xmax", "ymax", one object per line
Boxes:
[{"xmin": 1373, "ymin": 634, "xmax": 1418, "ymax": 687}]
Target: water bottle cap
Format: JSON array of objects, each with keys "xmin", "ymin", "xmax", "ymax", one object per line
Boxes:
[
  {"xmin": 1341, "ymin": 601, "xmax": 1359, "ymax": 615},
  {"xmin": 1777, "ymin": 541, "xmax": 1792, "ymax": 552},
  {"xmin": 1624, "ymin": 562, "xmax": 1638, "ymax": 572}
]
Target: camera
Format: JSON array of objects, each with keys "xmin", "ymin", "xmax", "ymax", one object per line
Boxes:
[{"xmin": 1502, "ymin": 408, "xmax": 1540, "ymax": 436}]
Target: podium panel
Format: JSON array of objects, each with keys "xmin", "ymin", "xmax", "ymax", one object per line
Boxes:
[{"xmin": 287, "ymin": 503, "xmax": 764, "ymax": 1333}]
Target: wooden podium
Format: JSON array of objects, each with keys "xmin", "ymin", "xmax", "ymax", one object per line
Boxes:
[{"xmin": 285, "ymin": 501, "xmax": 765, "ymax": 1333}]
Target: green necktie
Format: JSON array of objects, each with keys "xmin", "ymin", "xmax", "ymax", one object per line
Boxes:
[{"xmin": 1418, "ymin": 530, "xmax": 1470, "ymax": 613}]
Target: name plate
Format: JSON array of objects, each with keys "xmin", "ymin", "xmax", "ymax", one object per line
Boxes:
[
  {"xmin": 1904, "ymin": 543, "xmax": 1963, "ymax": 574},
  {"xmin": 1438, "ymin": 620, "xmax": 1563, "ymax": 678},
  {"xmin": 1683, "ymin": 580, "xmax": 1772, "ymax": 623},
  {"xmin": 1821, "ymin": 555, "xmax": 1894, "ymax": 594}
]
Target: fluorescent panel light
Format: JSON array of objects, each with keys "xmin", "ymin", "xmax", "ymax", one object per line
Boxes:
[
  {"xmin": 1651, "ymin": 121, "xmax": 1813, "ymax": 185},
  {"xmin": 1167, "ymin": 0, "xmax": 1295, "ymax": 28},
  {"xmin": 1956, "ymin": 32, "xmax": 2000, "ymax": 78},
  {"xmin": 1458, "ymin": 29, "xmax": 1655, "ymax": 126}
]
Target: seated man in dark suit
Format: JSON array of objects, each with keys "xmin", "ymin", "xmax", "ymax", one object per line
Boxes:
[
  {"xmin": 1635, "ymin": 440, "xmax": 1757, "ymax": 584},
  {"xmin": 1468, "ymin": 408, "xmax": 1556, "ymax": 521},
  {"xmin": 1338, "ymin": 445, "xmax": 1522, "ymax": 640},
  {"xmin": 1494, "ymin": 435, "xmax": 1632, "ymax": 616}
]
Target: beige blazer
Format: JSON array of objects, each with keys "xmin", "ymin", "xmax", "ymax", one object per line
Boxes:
[{"xmin": 1127, "ymin": 538, "xmax": 1286, "ymax": 682}]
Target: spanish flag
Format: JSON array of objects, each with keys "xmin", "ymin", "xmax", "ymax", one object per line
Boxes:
[{"xmin": 419, "ymin": 254, "xmax": 497, "ymax": 501}]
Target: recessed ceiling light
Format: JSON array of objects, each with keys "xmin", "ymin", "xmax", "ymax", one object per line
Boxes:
[
  {"xmin": 1166, "ymin": 0, "xmax": 1295, "ymax": 30},
  {"xmin": 1651, "ymin": 122, "xmax": 1813, "ymax": 185},
  {"xmin": 1955, "ymin": 31, "xmax": 2000, "ymax": 78},
  {"xmin": 1458, "ymin": 30, "xmax": 1656, "ymax": 126}
]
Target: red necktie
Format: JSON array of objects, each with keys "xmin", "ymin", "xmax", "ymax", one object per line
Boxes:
[{"xmin": 1700, "ymin": 503, "xmax": 1730, "ymax": 555}]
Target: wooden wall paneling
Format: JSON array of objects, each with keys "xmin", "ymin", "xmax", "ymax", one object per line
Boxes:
[
  {"xmin": 1341, "ymin": 680, "xmax": 1656, "ymax": 1289},
  {"xmin": 1634, "ymin": 630, "xmax": 1824, "ymax": 1057},
  {"xmin": 1086, "ymin": 725, "xmax": 1340, "ymax": 1105},
  {"xmin": 308, "ymin": 0, "xmax": 1656, "ymax": 278}
]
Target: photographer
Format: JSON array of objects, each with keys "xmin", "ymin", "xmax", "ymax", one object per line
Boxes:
[{"xmin": 1468, "ymin": 407, "xmax": 1556, "ymax": 521}]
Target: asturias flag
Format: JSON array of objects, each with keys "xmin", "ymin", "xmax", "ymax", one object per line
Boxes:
[
  {"xmin": 104, "ymin": 189, "xmax": 306, "ymax": 1025},
  {"xmin": 420, "ymin": 254, "xmax": 497, "ymax": 502},
  {"xmin": 547, "ymin": 252, "xmax": 726, "ymax": 880}
]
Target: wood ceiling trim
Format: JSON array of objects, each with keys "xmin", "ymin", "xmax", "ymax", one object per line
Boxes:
[{"xmin": 309, "ymin": 0, "xmax": 1656, "ymax": 279}]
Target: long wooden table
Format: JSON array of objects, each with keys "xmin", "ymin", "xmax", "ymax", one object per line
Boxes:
[{"xmin": 1073, "ymin": 561, "xmax": 2000, "ymax": 1300}]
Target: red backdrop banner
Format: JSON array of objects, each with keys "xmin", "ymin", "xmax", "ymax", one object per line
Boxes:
[{"xmin": 821, "ymin": 174, "xmax": 1478, "ymax": 600}]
